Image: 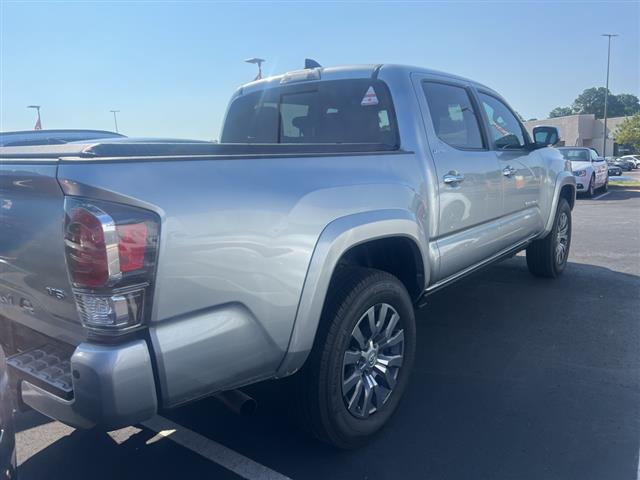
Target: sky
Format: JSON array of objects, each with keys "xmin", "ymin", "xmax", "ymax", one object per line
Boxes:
[{"xmin": 1, "ymin": 0, "xmax": 639, "ymax": 140}]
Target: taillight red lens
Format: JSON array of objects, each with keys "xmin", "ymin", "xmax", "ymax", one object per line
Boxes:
[
  {"xmin": 116, "ymin": 223, "xmax": 148, "ymax": 272},
  {"xmin": 66, "ymin": 207, "xmax": 110, "ymax": 287},
  {"xmin": 64, "ymin": 198, "xmax": 159, "ymax": 336}
]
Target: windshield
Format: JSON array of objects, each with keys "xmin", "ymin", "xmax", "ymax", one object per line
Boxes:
[
  {"xmin": 221, "ymin": 79, "xmax": 398, "ymax": 147},
  {"xmin": 559, "ymin": 148, "xmax": 589, "ymax": 161}
]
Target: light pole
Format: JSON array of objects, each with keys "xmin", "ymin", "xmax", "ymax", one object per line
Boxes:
[
  {"xmin": 110, "ymin": 110, "xmax": 120, "ymax": 133},
  {"xmin": 602, "ymin": 34, "xmax": 618, "ymax": 158},
  {"xmin": 245, "ymin": 58, "xmax": 265, "ymax": 81},
  {"xmin": 27, "ymin": 105, "xmax": 42, "ymax": 130}
]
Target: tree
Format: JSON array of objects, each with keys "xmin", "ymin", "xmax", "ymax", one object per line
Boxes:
[
  {"xmin": 572, "ymin": 87, "xmax": 625, "ymax": 119},
  {"xmin": 548, "ymin": 90, "xmax": 639, "ymax": 120},
  {"xmin": 614, "ymin": 113, "xmax": 640, "ymax": 151},
  {"xmin": 616, "ymin": 93, "xmax": 640, "ymax": 117},
  {"xmin": 549, "ymin": 106, "xmax": 573, "ymax": 118}
]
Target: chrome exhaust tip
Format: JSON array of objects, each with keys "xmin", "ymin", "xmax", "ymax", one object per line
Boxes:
[{"xmin": 213, "ymin": 389, "xmax": 257, "ymax": 416}]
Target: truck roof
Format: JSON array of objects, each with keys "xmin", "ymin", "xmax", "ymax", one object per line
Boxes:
[{"xmin": 238, "ymin": 63, "xmax": 495, "ymax": 96}]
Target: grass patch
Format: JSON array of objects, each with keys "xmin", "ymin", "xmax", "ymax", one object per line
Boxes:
[{"xmin": 609, "ymin": 180, "xmax": 640, "ymax": 187}]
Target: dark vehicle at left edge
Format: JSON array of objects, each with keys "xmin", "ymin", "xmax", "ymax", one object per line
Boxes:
[{"xmin": 0, "ymin": 346, "xmax": 16, "ymax": 480}]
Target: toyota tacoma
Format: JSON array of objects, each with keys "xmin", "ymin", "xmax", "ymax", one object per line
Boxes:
[{"xmin": 0, "ymin": 64, "xmax": 575, "ymax": 449}]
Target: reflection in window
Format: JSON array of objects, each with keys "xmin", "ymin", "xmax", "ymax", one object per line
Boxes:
[
  {"xmin": 479, "ymin": 93, "xmax": 525, "ymax": 149},
  {"xmin": 422, "ymin": 82, "xmax": 484, "ymax": 149},
  {"xmin": 221, "ymin": 79, "xmax": 398, "ymax": 146}
]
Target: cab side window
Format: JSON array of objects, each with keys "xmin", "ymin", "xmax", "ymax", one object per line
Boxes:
[
  {"xmin": 422, "ymin": 82, "xmax": 484, "ymax": 150},
  {"xmin": 479, "ymin": 93, "xmax": 526, "ymax": 149}
]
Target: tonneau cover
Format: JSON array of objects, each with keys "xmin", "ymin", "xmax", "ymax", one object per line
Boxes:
[{"xmin": 0, "ymin": 141, "xmax": 399, "ymax": 161}]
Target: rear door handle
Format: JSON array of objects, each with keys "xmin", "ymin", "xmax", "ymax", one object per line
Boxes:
[
  {"xmin": 443, "ymin": 172, "xmax": 465, "ymax": 185},
  {"xmin": 502, "ymin": 166, "xmax": 517, "ymax": 177}
]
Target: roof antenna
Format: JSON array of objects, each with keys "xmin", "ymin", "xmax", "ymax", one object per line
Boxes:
[{"xmin": 305, "ymin": 58, "xmax": 322, "ymax": 69}]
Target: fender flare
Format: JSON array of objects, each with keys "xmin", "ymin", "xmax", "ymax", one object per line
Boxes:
[
  {"xmin": 276, "ymin": 209, "xmax": 429, "ymax": 377},
  {"xmin": 541, "ymin": 171, "xmax": 576, "ymax": 237}
]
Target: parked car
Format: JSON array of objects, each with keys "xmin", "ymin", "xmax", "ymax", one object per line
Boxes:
[
  {"xmin": 608, "ymin": 164, "xmax": 623, "ymax": 176},
  {"xmin": 0, "ymin": 63, "xmax": 576, "ymax": 449},
  {"xmin": 0, "ymin": 129, "xmax": 125, "ymax": 147},
  {"xmin": 558, "ymin": 147, "xmax": 608, "ymax": 196},
  {"xmin": 0, "ymin": 347, "xmax": 16, "ymax": 480},
  {"xmin": 619, "ymin": 155, "xmax": 640, "ymax": 169},
  {"xmin": 608, "ymin": 157, "xmax": 634, "ymax": 171}
]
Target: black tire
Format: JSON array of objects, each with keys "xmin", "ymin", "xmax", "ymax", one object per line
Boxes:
[
  {"xmin": 294, "ymin": 267, "xmax": 416, "ymax": 449},
  {"xmin": 601, "ymin": 177, "xmax": 608, "ymax": 192},
  {"xmin": 526, "ymin": 198, "xmax": 572, "ymax": 278},
  {"xmin": 585, "ymin": 175, "xmax": 595, "ymax": 198}
]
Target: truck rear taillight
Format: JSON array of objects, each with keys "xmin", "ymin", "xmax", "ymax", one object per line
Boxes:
[
  {"xmin": 116, "ymin": 223, "xmax": 148, "ymax": 272},
  {"xmin": 64, "ymin": 198, "xmax": 159, "ymax": 337},
  {"xmin": 65, "ymin": 204, "xmax": 118, "ymax": 288}
]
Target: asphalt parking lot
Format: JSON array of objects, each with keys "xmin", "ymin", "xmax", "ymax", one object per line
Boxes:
[{"xmin": 14, "ymin": 174, "xmax": 640, "ymax": 480}]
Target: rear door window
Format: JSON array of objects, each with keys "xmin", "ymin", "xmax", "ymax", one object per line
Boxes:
[
  {"xmin": 421, "ymin": 82, "xmax": 485, "ymax": 150},
  {"xmin": 221, "ymin": 79, "xmax": 399, "ymax": 148}
]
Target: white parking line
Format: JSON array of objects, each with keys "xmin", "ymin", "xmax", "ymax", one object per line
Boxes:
[
  {"xmin": 142, "ymin": 415, "xmax": 292, "ymax": 480},
  {"xmin": 592, "ymin": 192, "xmax": 610, "ymax": 200}
]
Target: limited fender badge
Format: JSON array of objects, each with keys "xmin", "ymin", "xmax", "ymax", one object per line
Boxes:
[{"xmin": 361, "ymin": 86, "xmax": 379, "ymax": 106}]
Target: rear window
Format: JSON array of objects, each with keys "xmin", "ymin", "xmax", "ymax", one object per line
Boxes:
[{"xmin": 221, "ymin": 79, "xmax": 399, "ymax": 148}]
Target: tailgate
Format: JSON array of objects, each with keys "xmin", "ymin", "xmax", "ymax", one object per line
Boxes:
[{"xmin": 0, "ymin": 160, "xmax": 84, "ymax": 347}]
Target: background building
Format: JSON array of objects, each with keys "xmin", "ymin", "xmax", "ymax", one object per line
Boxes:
[{"xmin": 524, "ymin": 114, "xmax": 632, "ymax": 156}]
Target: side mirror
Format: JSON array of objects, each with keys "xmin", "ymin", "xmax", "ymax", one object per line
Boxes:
[{"xmin": 533, "ymin": 126, "xmax": 561, "ymax": 147}]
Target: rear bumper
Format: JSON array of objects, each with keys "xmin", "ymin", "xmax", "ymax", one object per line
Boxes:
[{"xmin": 18, "ymin": 339, "xmax": 157, "ymax": 430}]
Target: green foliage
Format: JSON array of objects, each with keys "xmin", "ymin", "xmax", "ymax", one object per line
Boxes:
[
  {"xmin": 548, "ymin": 89, "xmax": 639, "ymax": 119},
  {"xmin": 614, "ymin": 113, "xmax": 640, "ymax": 151},
  {"xmin": 549, "ymin": 107, "xmax": 573, "ymax": 118},
  {"xmin": 572, "ymin": 87, "xmax": 619, "ymax": 118},
  {"xmin": 617, "ymin": 94, "xmax": 640, "ymax": 116}
]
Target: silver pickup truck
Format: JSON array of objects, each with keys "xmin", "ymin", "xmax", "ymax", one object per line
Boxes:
[{"xmin": 0, "ymin": 64, "xmax": 575, "ymax": 449}]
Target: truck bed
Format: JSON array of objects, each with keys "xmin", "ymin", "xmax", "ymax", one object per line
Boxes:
[{"xmin": 1, "ymin": 140, "xmax": 418, "ymax": 407}]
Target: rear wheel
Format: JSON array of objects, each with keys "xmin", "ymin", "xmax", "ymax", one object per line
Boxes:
[
  {"xmin": 295, "ymin": 268, "xmax": 416, "ymax": 449},
  {"xmin": 526, "ymin": 198, "xmax": 571, "ymax": 278},
  {"xmin": 601, "ymin": 176, "xmax": 608, "ymax": 192}
]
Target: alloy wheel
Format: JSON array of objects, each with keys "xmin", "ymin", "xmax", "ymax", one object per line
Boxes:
[
  {"xmin": 341, "ymin": 303, "xmax": 404, "ymax": 419},
  {"xmin": 555, "ymin": 211, "xmax": 569, "ymax": 265}
]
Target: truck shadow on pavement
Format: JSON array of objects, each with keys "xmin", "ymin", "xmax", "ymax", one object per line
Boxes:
[
  {"xmin": 589, "ymin": 187, "xmax": 640, "ymax": 201},
  {"xmin": 17, "ymin": 257, "xmax": 640, "ymax": 480},
  {"xmin": 16, "ymin": 416, "xmax": 240, "ymax": 480}
]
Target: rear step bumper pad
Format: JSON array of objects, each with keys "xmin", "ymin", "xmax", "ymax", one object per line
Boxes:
[
  {"xmin": 18, "ymin": 339, "xmax": 157, "ymax": 430},
  {"xmin": 9, "ymin": 346, "xmax": 74, "ymax": 400}
]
